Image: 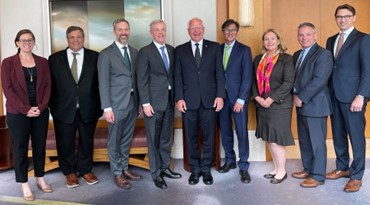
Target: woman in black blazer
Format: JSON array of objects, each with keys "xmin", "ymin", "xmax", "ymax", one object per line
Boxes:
[
  {"xmin": 251, "ymin": 29, "xmax": 295, "ymax": 184},
  {"xmin": 1, "ymin": 29, "xmax": 52, "ymax": 201}
]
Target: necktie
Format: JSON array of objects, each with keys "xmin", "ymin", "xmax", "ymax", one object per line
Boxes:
[
  {"xmin": 334, "ymin": 33, "xmax": 344, "ymax": 58},
  {"xmin": 295, "ymin": 49, "xmax": 305, "ymax": 69},
  {"xmin": 195, "ymin": 43, "xmax": 201, "ymax": 67},
  {"xmin": 122, "ymin": 47, "xmax": 131, "ymax": 70},
  {"xmin": 71, "ymin": 52, "xmax": 78, "ymax": 83},
  {"xmin": 223, "ymin": 45, "xmax": 230, "ymax": 70},
  {"xmin": 160, "ymin": 46, "xmax": 169, "ymax": 72}
]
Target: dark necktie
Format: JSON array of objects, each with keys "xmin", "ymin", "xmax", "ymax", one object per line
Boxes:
[
  {"xmin": 335, "ymin": 33, "xmax": 344, "ymax": 58},
  {"xmin": 195, "ymin": 43, "xmax": 201, "ymax": 67},
  {"xmin": 71, "ymin": 52, "xmax": 79, "ymax": 83},
  {"xmin": 160, "ymin": 46, "xmax": 169, "ymax": 72},
  {"xmin": 295, "ymin": 49, "xmax": 305, "ymax": 69},
  {"xmin": 122, "ymin": 46, "xmax": 131, "ymax": 70}
]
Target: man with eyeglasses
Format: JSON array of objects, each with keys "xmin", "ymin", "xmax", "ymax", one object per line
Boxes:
[
  {"xmin": 218, "ymin": 19, "xmax": 253, "ymax": 184},
  {"xmin": 325, "ymin": 4, "xmax": 370, "ymax": 193}
]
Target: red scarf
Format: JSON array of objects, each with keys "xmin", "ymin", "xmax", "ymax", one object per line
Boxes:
[{"xmin": 256, "ymin": 53, "xmax": 279, "ymax": 96}]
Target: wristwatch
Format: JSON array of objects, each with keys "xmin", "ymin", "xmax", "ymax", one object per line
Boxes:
[{"xmin": 357, "ymin": 95, "xmax": 364, "ymax": 99}]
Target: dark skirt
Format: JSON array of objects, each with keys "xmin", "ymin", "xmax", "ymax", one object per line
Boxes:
[{"xmin": 255, "ymin": 107, "xmax": 295, "ymax": 146}]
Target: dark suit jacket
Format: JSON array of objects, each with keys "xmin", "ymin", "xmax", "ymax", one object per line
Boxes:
[
  {"xmin": 98, "ymin": 42, "xmax": 139, "ymax": 115},
  {"xmin": 174, "ymin": 39, "xmax": 225, "ymax": 109},
  {"xmin": 221, "ymin": 41, "xmax": 253, "ymax": 104},
  {"xmin": 48, "ymin": 48, "xmax": 102, "ymax": 124},
  {"xmin": 136, "ymin": 42, "xmax": 174, "ymax": 111},
  {"xmin": 326, "ymin": 28, "xmax": 370, "ymax": 103},
  {"xmin": 293, "ymin": 43, "xmax": 333, "ymax": 117},
  {"xmin": 1, "ymin": 53, "xmax": 51, "ymax": 115},
  {"xmin": 251, "ymin": 53, "xmax": 295, "ymax": 109}
]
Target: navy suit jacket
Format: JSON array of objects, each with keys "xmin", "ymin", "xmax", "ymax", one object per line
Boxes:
[
  {"xmin": 326, "ymin": 28, "xmax": 370, "ymax": 103},
  {"xmin": 174, "ymin": 39, "xmax": 225, "ymax": 109},
  {"xmin": 221, "ymin": 41, "xmax": 253, "ymax": 104},
  {"xmin": 49, "ymin": 48, "xmax": 102, "ymax": 124},
  {"xmin": 293, "ymin": 43, "xmax": 333, "ymax": 117}
]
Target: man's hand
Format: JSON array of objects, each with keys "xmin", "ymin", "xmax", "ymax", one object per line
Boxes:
[
  {"xmin": 294, "ymin": 95, "xmax": 303, "ymax": 107},
  {"xmin": 233, "ymin": 102, "xmax": 243, "ymax": 113},
  {"xmin": 143, "ymin": 105, "xmax": 154, "ymax": 117},
  {"xmin": 214, "ymin": 97, "xmax": 224, "ymax": 112},
  {"xmin": 104, "ymin": 111, "xmax": 115, "ymax": 124},
  {"xmin": 176, "ymin": 100, "xmax": 187, "ymax": 113},
  {"xmin": 351, "ymin": 96, "xmax": 364, "ymax": 112}
]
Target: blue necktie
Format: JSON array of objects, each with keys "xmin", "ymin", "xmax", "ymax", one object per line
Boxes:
[{"xmin": 160, "ymin": 46, "xmax": 169, "ymax": 72}]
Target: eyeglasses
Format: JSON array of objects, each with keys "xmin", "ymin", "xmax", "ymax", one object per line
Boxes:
[
  {"xmin": 223, "ymin": 29, "xmax": 238, "ymax": 33},
  {"xmin": 19, "ymin": 39, "xmax": 35, "ymax": 44},
  {"xmin": 335, "ymin": 15, "xmax": 353, "ymax": 20}
]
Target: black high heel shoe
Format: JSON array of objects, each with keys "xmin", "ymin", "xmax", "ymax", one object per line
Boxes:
[
  {"xmin": 263, "ymin": 173, "xmax": 276, "ymax": 179},
  {"xmin": 270, "ymin": 173, "xmax": 287, "ymax": 184}
]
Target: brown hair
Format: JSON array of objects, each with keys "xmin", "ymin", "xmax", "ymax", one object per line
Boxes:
[
  {"xmin": 335, "ymin": 4, "xmax": 356, "ymax": 16},
  {"xmin": 66, "ymin": 26, "xmax": 85, "ymax": 38},
  {"xmin": 14, "ymin": 29, "xmax": 35, "ymax": 53},
  {"xmin": 260, "ymin": 29, "xmax": 287, "ymax": 54}
]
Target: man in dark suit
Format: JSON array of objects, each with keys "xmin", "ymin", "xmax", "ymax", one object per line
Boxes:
[
  {"xmin": 48, "ymin": 26, "xmax": 102, "ymax": 188},
  {"xmin": 136, "ymin": 19, "xmax": 182, "ymax": 189},
  {"xmin": 218, "ymin": 19, "xmax": 253, "ymax": 184},
  {"xmin": 291, "ymin": 22, "xmax": 333, "ymax": 188},
  {"xmin": 174, "ymin": 17, "xmax": 225, "ymax": 186},
  {"xmin": 325, "ymin": 4, "xmax": 370, "ymax": 193},
  {"xmin": 98, "ymin": 18, "xmax": 142, "ymax": 189}
]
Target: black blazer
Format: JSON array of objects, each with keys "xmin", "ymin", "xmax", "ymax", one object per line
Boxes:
[
  {"xmin": 136, "ymin": 42, "xmax": 174, "ymax": 111},
  {"xmin": 251, "ymin": 53, "xmax": 295, "ymax": 109},
  {"xmin": 48, "ymin": 48, "xmax": 102, "ymax": 124},
  {"xmin": 293, "ymin": 43, "xmax": 333, "ymax": 117},
  {"xmin": 326, "ymin": 28, "xmax": 370, "ymax": 103},
  {"xmin": 174, "ymin": 39, "xmax": 225, "ymax": 109}
]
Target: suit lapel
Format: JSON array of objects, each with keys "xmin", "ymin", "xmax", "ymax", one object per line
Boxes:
[
  {"xmin": 61, "ymin": 49, "xmax": 77, "ymax": 84},
  {"xmin": 13, "ymin": 55, "xmax": 28, "ymax": 94},
  {"xmin": 167, "ymin": 44, "xmax": 174, "ymax": 74},
  {"xmin": 79, "ymin": 49, "xmax": 89, "ymax": 82},
  {"xmin": 111, "ymin": 43, "xmax": 129, "ymax": 70},
  {"xmin": 226, "ymin": 41, "xmax": 239, "ymax": 69},
  {"xmin": 336, "ymin": 29, "xmax": 358, "ymax": 59},
  {"xmin": 200, "ymin": 40, "xmax": 209, "ymax": 68},
  {"xmin": 296, "ymin": 44, "xmax": 318, "ymax": 79}
]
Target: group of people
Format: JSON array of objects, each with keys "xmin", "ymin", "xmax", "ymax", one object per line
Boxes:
[{"xmin": 1, "ymin": 3, "xmax": 369, "ymax": 202}]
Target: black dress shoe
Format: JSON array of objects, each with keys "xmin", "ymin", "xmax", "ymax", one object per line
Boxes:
[
  {"xmin": 240, "ymin": 170, "xmax": 251, "ymax": 184},
  {"xmin": 270, "ymin": 173, "xmax": 288, "ymax": 184},
  {"xmin": 188, "ymin": 173, "xmax": 200, "ymax": 185},
  {"xmin": 202, "ymin": 172, "xmax": 213, "ymax": 185},
  {"xmin": 154, "ymin": 176, "xmax": 167, "ymax": 189},
  {"xmin": 263, "ymin": 173, "xmax": 276, "ymax": 179},
  {"xmin": 161, "ymin": 168, "xmax": 182, "ymax": 179},
  {"xmin": 219, "ymin": 162, "xmax": 237, "ymax": 173}
]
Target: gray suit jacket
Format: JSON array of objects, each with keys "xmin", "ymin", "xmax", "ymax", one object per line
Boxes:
[
  {"xmin": 98, "ymin": 42, "xmax": 139, "ymax": 118},
  {"xmin": 293, "ymin": 43, "xmax": 333, "ymax": 117},
  {"xmin": 136, "ymin": 42, "xmax": 174, "ymax": 111}
]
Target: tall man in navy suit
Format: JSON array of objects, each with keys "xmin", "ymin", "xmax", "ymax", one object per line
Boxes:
[
  {"xmin": 136, "ymin": 19, "xmax": 182, "ymax": 190},
  {"xmin": 98, "ymin": 18, "xmax": 142, "ymax": 189},
  {"xmin": 218, "ymin": 19, "xmax": 253, "ymax": 184},
  {"xmin": 49, "ymin": 26, "xmax": 102, "ymax": 188},
  {"xmin": 325, "ymin": 4, "xmax": 370, "ymax": 192},
  {"xmin": 291, "ymin": 22, "xmax": 333, "ymax": 188},
  {"xmin": 174, "ymin": 17, "xmax": 225, "ymax": 186}
]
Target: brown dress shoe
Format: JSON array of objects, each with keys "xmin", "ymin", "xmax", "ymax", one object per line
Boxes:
[
  {"xmin": 123, "ymin": 170, "xmax": 142, "ymax": 181},
  {"xmin": 344, "ymin": 179, "xmax": 362, "ymax": 192},
  {"xmin": 114, "ymin": 175, "xmax": 131, "ymax": 189},
  {"xmin": 300, "ymin": 177, "xmax": 324, "ymax": 188},
  {"xmin": 326, "ymin": 170, "xmax": 350, "ymax": 180},
  {"xmin": 81, "ymin": 172, "xmax": 99, "ymax": 185},
  {"xmin": 66, "ymin": 173, "xmax": 79, "ymax": 188},
  {"xmin": 291, "ymin": 171, "xmax": 310, "ymax": 179}
]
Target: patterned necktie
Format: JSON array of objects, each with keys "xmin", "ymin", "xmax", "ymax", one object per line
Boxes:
[
  {"xmin": 71, "ymin": 52, "xmax": 79, "ymax": 83},
  {"xmin": 122, "ymin": 46, "xmax": 131, "ymax": 70},
  {"xmin": 160, "ymin": 46, "xmax": 169, "ymax": 72},
  {"xmin": 195, "ymin": 43, "xmax": 201, "ymax": 67},
  {"xmin": 335, "ymin": 33, "xmax": 344, "ymax": 58},
  {"xmin": 295, "ymin": 49, "xmax": 305, "ymax": 69},
  {"xmin": 223, "ymin": 45, "xmax": 230, "ymax": 70}
]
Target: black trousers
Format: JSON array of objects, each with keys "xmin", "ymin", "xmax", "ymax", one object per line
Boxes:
[
  {"xmin": 54, "ymin": 109, "xmax": 98, "ymax": 176},
  {"xmin": 7, "ymin": 110, "xmax": 49, "ymax": 182}
]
